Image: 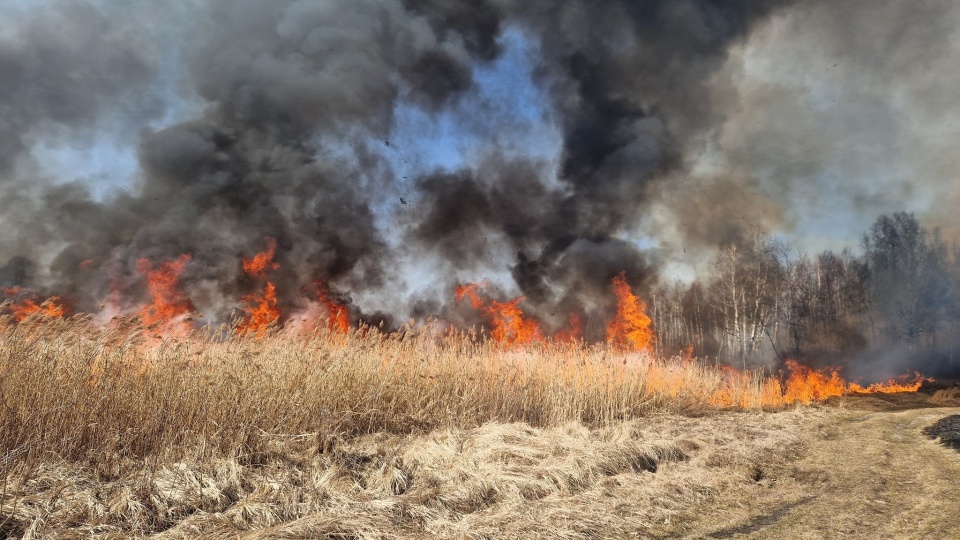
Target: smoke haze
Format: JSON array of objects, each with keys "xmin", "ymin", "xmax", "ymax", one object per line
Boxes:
[{"xmin": 1, "ymin": 0, "xmax": 959, "ymax": 340}]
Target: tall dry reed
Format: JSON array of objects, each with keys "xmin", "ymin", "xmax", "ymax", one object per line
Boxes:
[{"xmin": 0, "ymin": 315, "xmax": 774, "ymax": 468}]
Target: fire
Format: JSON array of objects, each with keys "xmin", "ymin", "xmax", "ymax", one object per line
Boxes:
[
  {"xmin": 781, "ymin": 360, "xmax": 846, "ymax": 404},
  {"xmin": 708, "ymin": 360, "xmax": 933, "ymax": 408},
  {"xmin": 780, "ymin": 361, "xmax": 932, "ymax": 404},
  {"xmin": 238, "ymin": 240, "xmax": 281, "ymax": 335},
  {"xmin": 3, "ymin": 288, "xmax": 67, "ymax": 321},
  {"xmin": 316, "ymin": 282, "xmax": 350, "ymax": 334},
  {"xmin": 242, "ymin": 238, "xmax": 278, "ymax": 278},
  {"xmin": 8, "ymin": 297, "xmax": 66, "ymax": 321},
  {"xmin": 136, "ymin": 254, "xmax": 193, "ymax": 326},
  {"xmin": 0, "ymin": 251, "xmax": 937, "ymax": 409},
  {"xmin": 606, "ymin": 272, "xmax": 654, "ymax": 352},
  {"xmin": 241, "ymin": 282, "xmax": 280, "ymax": 336},
  {"xmin": 847, "ymin": 373, "xmax": 927, "ymax": 394},
  {"xmin": 455, "ymin": 282, "xmax": 542, "ymax": 346},
  {"xmin": 554, "ymin": 313, "xmax": 583, "ymax": 343}
]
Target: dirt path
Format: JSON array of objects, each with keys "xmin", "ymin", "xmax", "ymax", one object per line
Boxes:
[{"xmin": 673, "ymin": 406, "xmax": 960, "ymax": 539}]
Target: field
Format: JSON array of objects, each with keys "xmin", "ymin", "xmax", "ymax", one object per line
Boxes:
[{"xmin": 1, "ymin": 317, "xmax": 959, "ymax": 539}]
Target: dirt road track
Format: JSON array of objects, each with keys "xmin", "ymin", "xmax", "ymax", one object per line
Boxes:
[{"xmin": 675, "ymin": 407, "xmax": 960, "ymax": 539}]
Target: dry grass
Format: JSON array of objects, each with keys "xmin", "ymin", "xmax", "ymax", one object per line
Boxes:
[
  {"xmin": 0, "ymin": 410, "xmax": 817, "ymax": 539},
  {"xmin": 931, "ymin": 387, "xmax": 960, "ymax": 406},
  {"xmin": 672, "ymin": 407, "xmax": 960, "ymax": 539},
  {"xmin": 0, "ymin": 316, "xmax": 776, "ymax": 467},
  {"xmin": 3, "ymin": 317, "xmax": 955, "ymax": 538}
]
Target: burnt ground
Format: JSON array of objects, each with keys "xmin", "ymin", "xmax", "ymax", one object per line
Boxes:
[{"xmin": 924, "ymin": 415, "xmax": 960, "ymax": 451}]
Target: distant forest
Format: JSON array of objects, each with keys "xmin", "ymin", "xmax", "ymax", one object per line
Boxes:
[{"xmin": 651, "ymin": 212, "xmax": 960, "ymax": 378}]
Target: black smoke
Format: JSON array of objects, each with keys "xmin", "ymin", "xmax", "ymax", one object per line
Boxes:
[{"xmin": 406, "ymin": 0, "xmax": 794, "ymax": 336}]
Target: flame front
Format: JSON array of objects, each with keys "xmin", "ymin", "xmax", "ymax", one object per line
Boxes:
[
  {"xmin": 455, "ymin": 282, "xmax": 542, "ymax": 346},
  {"xmin": 847, "ymin": 374, "xmax": 927, "ymax": 394},
  {"xmin": 8, "ymin": 297, "xmax": 66, "ymax": 321},
  {"xmin": 780, "ymin": 361, "xmax": 931, "ymax": 404},
  {"xmin": 0, "ymin": 247, "xmax": 936, "ymax": 406},
  {"xmin": 136, "ymin": 254, "xmax": 193, "ymax": 326},
  {"xmin": 781, "ymin": 360, "xmax": 847, "ymax": 404},
  {"xmin": 241, "ymin": 282, "xmax": 280, "ymax": 336},
  {"xmin": 606, "ymin": 272, "xmax": 654, "ymax": 352},
  {"xmin": 707, "ymin": 360, "xmax": 934, "ymax": 408},
  {"xmin": 3, "ymin": 287, "xmax": 66, "ymax": 321}
]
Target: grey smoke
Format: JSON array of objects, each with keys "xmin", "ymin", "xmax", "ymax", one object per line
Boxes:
[
  {"xmin": 0, "ymin": 0, "xmax": 957, "ymax": 336},
  {"xmin": 699, "ymin": 0, "xmax": 960, "ymax": 249}
]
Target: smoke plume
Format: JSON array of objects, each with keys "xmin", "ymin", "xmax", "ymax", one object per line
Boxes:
[{"xmin": 1, "ymin": 0, "xmax": 958, "ymax": 340}]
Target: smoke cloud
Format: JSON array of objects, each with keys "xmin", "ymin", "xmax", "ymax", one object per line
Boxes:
[{"xmin": 0, "ymin": 0, "xmax": 957, "ymax": 336}]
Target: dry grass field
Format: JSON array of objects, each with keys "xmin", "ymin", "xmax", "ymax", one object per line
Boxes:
[{"xmin": 1, "ymin": 316, "xmax": 958, "ymax": 538}]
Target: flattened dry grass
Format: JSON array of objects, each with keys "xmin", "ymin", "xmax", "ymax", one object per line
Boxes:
[{"xmin": 0, "ymin": 412, "xmax": 815, "ymax": 539}]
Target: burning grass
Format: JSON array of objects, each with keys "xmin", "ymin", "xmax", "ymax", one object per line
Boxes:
[{"xmin": 0, "ymin": 316, "xmax": 930, "ymax": 467}]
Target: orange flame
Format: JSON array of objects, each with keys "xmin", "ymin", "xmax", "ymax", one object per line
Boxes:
[
  {"xmin": 554, "ymin": 313, "xmax": 583, "ymax": 343},
  {"xmin": 847, "ymin": 373, "xmax": 927, "ymax": 394},
  {"xmin": 136, "ymin": 254, "xmax": 193, "ymax": 326},
  {"xmin": 240, "ymin": 282, "xmax": 280, "ymax": 336},
  {"xmin": 455, "ymin": 282, "xmax": 542, "ymax": 346},
  {"xmin": 242, "ymin": 238, "xmax": 279, "ymax": 278},
  {"xmin": 780, "ymin": 361, "xmax": 931, "ymax": 403},
  {"xmin": 781, "ymin": 360, "xmax": 846, "ymax": 404},
  {"xmin": 708, "ymin": 359, "xmax": 933, "ymax": 409},
  {"xmin": 606, "ymin": 272, "xmax": 654, "ymax": 352},
  {"xmin": 238, "ymin": 240, "xmax": 281, "ymax": 335},
  {"xmin": 3, "ymin": 288, "xmax": 67, "ymax": 322},
  {"xmin": 9, "ymin": 297, "xmax": 66, "ymax": 321},
  {"xmin": 317, "ymin": 282, "xmax": 350, "ymax": 334}
]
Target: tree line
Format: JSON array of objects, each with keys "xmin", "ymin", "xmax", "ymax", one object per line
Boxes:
[{"xmin": 649, "ymin": 212, "xmax": 960, "ymax": 377}]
